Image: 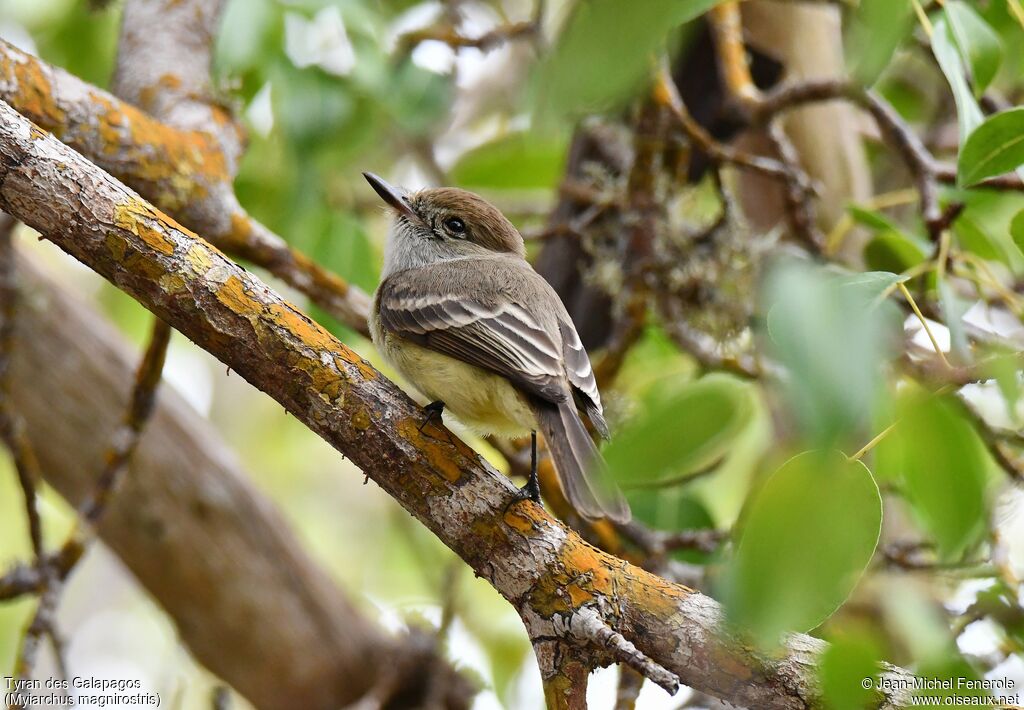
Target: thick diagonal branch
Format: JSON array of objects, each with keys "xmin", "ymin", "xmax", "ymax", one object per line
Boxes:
[
  {"xmin": 0, "ymin": 102, "xmax": 916, "ymax": 710},
  {"xmin": 0, "ymin": 246, "xmax": 472, "ymax": 710}
]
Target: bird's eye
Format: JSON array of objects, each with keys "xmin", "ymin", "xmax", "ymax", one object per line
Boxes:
[{"xmin": 444, "ymin": 217, "xmax": 466, "ymax": 235}]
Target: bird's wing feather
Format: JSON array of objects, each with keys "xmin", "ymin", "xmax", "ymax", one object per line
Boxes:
[
  {"xmin": 558, "ymin": 320, "xmax": 607, "ymax": 437},
  {"xmin": 378, "ymin": 263, "xmax": 569, "ymax": 404}
]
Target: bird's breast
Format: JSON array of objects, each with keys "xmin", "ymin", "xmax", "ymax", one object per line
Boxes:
[{"xmin": 369, "ymin": 318, "xmax": 535, "ymax": 438}]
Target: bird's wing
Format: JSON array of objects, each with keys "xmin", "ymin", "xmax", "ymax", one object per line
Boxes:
[
  {"xmin": 558, "ymin": 320, "xmax": 608, "ymax": 437},
  {"xmin": 377, "ymin": 261, "xmax": 570, "ymax": 404}
]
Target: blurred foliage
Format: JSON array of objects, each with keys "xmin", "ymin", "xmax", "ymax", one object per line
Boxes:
[
  {"xmin": 764, "ymin": 262, "xmax": 901, "ymax": 447},
  {"xmin": 877, "ymin": 387, "xmax": 992, "ymax": 559},
  {"xmin": 720, "ymin": 450, "xmax": 882, "ymax": 647},
  {"xmin": 532, "ymin": 0, "xmax": 711, "ymax": 120},
  {"xmin": 819, "ymin": 623, "xmax": 884, "ymax": 710},
  {"xmin": 603, "ymin": 372, "xmax": 754, "ymax": 489}
]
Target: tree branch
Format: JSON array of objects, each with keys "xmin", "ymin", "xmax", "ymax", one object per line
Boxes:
[
  {"xmin": 0, "ymin": 39, "xmax": 371, "ymax": 335},
  {"xmin": 0, "ymin": 245, "xmax": 472, "ymax": 709},
  {"xmin": 0, "ymin": 100, "xmax": 918, "ymax": 710}
]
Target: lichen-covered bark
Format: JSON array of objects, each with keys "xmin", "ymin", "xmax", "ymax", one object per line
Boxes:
[
  {"xmin": 8, "ymin": 250, "xmax": 472, "ymax": 710},
  {"xmin": 0, "ymin": 39, "xmax": 371, "ymax": 335},
  {"xmin": 0, "ymin": 39, "xmax": 233, "ymax": 219},
  {"xmin": 113, "ymin": 0, "xmax": 234, "ymax": 143},
  {"xmin": 0, "ymin": 102, "xmax": 914, "ymax": 710}
]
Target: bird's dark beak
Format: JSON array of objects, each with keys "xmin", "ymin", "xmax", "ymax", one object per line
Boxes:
[{"xmin": 362, "ymin": 172, "xmax": 422, "ymax": 225}]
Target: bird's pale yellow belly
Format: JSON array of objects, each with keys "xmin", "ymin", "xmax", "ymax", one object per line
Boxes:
[{"xmin": 373, "ymin": 327, "xmax": 536, "ymax": 438}]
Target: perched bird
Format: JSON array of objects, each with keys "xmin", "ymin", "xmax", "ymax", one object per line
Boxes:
[{"xmin": 364, "ymin": 172, "xmax": 630, "ymax": 523}]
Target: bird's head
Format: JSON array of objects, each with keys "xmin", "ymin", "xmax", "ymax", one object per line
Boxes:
[{"xmin": 363, "ymin": 173, "xmax": 525, "ymax": 273}]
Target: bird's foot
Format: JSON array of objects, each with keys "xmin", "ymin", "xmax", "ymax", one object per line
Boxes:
[
  {"xmin": 512, "ymin": 475, "xmax": 541, "ymax": 505},
  {"xmin": 510, "ymin": 431, "xmax": 540, "ymax": 504},
  {"xmin": 418, "ymin": 400, "xmax": 445, "ymax": 432}
]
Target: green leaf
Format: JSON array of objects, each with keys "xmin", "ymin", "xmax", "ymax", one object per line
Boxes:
[
  {"xmin": 627, "ymin": 488, "xmax": 714, "ymax": 531},
  {"xmin": 847, "ymin": 0, "xmax": 915, "ymax": 86},
  {"xmin": 836, "ymin": 271, "xmax": 910, "ymax": 312},
  {"xmin": 933, "ymin": 16, "xmax": 985, "ymax": 145},
  {"xmin": 451, "ymin": 132, "xmax": 568, "ymax": 190},
  {"xmin": 626, "ymin": 489, "xmax": 717, "ymax": 562},
  {"xmin": 945, "ymin": 1, "xmax": 1004, "ymax": 96},
  {"xmin": 848, "ymin": 205, "xmax": 903, "ymax": 233},
  {"xmin": 863, "ymin": 230, "xmax": 929, "ymax": 274},
  {"xmin": 953, "ymin": 212, "xmax": 1010, "ymax": 264},
  {"xmin": 819, "ymin": 626, "xmax": 884, "ymax": 710},
  {"xmin": 765, "ymin": 261, "xmax": 900, "ymax": 445},
  {"xmin": 958, "ymin": 108, "xmax": 1024, "ymax": 186},
  {"xmin": 1009, "ymin": 208, "xmax": 1024, "ymax": 256},
  {"xmin": 886, "ymin": 388, "xmax": 989, "ymax": 558},
  {"xmin": 721, "ymin": 450, "xmax": 882, "ymax": 646},
  {"xmin": 837, "ymin": 270, "xmax": 909, "ymax": 297},
  {"xmin": 603, "ymin": 374, "xmax": 753, "ymax": 487},
  {"xmin": 536, "ymin": 0, "xmax": 723, "ymax": 118}
]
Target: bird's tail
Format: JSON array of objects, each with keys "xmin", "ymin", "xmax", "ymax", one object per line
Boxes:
[{"xmin": 532, "ymin": 401, "xmax": 630, "ymax": 524}]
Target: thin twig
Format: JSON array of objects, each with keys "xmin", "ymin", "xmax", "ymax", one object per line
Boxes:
[
  {"xmin": 80, "ymin": 317, "xmax": 171, "ymax": 524},
  {"xmin": 399, "ymin": 20, "xmax": 538, "ymax": 53},
  {"xmin": 899, "ymin": 282, "xmax": 952, "ymax": 369},
  {"xmin": 765, "ymin": 118, "xmax": 825, "ymax": 250},
  {"xmin": 655, "ymin": 66, "xmax": 815, "ymax": 188}
]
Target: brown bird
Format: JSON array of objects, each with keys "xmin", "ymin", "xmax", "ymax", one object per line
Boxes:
[{"xmin": 364, "ymin": 172, "xmax": 629, "ymax": 523}]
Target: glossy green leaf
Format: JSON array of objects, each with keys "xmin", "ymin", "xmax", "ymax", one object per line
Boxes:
[
  {"xmin": 945, "ymin": 1, "xmax": 1004, "ymax": 96},
  {"xmin": 536, "ymin": 0, "xmax": 722, "ymax": 118},
  {"xmin": 933, "ymin": 16, "xmax": 985, "ymax": 145},
  {"xmin": 847, "ymin": 0, "xmax": 914, "ymax": 86},
  {"xmin": 603, "ymin": 374, "xmax": 753, "ymax": 487},
  {"xmin": 1010, "ymin": 208, "xmax": 1024, "ymax": 256},
  {"xmin": 451, "ymin": 132, "xmax": 568, "ymax": 190},
  {"xmin": 721, "ymin": 450, "xmax": 882, "ymax": 646},
  {"xmin": 958, "ymin": 108, "xmax": 1024, "ymax": 186},
  {"xmin": 886, "ymin": 388, "xmax": 989, "ymax": 558},
  {"xmin": 765, "ymin": 261, "xmax": 900, "ymax": 445}
]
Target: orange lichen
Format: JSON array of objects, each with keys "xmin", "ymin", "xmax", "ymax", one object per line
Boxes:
[
  {"xmin": 92, "ymin": 96, "xmax": 226, "ymax": 207},
  {"xmin": 214, "ymin": 275, "xmax": 255, "ymax": 315},
  {"xmin": 285, "ymin": 349, "xmax": 347, "ymax": 405},
  {"xmin": 503, "ymin": 506, "xmax": 542, "ymax": 535},
  {"xmin": 225, "ymin": 212, "xmax": 252, "ymax": 247},
  {"xmin": 397, "ymin": 419, "xmax": 464, "ymax": 483},
  {"xmin": 114, "ymin": 199, "xmax": 177, "ymax": 256},
  {"xmin": 265, "ymin": 301, "xmax": 340, "ymax": 353},
  {"xmin": 334, "ymin": 350, "xmax": 378, "ymax": 382},
  {"xmin": 618, "ymin": 564, "xmax": 694, "ymax": 620},
  {"xmin": 0, "ymin": 51, "xmax": 67, "ymax": 130}
]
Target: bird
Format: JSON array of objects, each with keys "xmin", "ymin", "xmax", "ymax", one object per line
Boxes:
[{"xmin": 363, "ymin": 172, "xmax": 630, "ymax": 524}]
